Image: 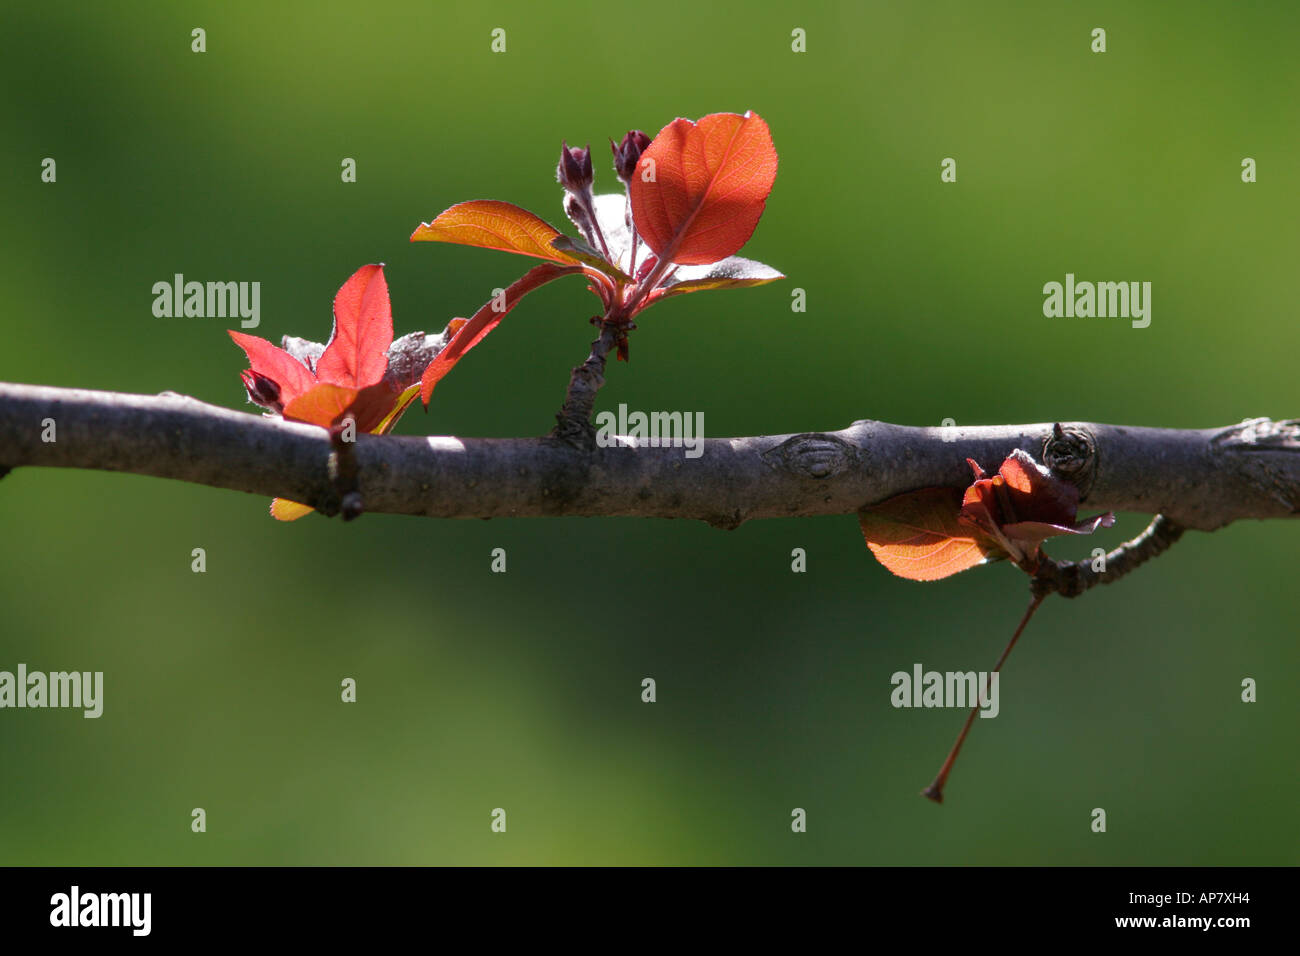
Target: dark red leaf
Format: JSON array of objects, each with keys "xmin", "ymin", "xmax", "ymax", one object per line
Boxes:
[{"xmin": 961, "ymin": 450, "xmax": 1114, "ymax": 566}]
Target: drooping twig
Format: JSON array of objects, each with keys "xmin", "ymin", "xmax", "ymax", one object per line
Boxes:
[{"xmin": 1031, "ymin": 514, "xmax": 1186, "ymax": 599}]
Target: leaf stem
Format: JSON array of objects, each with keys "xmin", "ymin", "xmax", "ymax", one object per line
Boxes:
[
  {"xmin": 623, "ymin": 187, "xmax": 641, "ymax": 280},
  {"xmin": 579, "ymin": 189, "xmax": 613, "ymax": 265},
  {"xmin": 627, "ymin": 255, "xmax": 674, "ymax": 315},
  {"xmin": 921, "ymin": 591, "xmax": 1045, "ymax": 804}
]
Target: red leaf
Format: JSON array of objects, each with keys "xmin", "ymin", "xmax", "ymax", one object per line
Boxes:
[
  {"xmin": 281, "ymin": 379, "xmax": 421, "ymax": 435},
  {"xmin": 860, "ymin": 488, "xmax": 1006, "ymax": 581},
  {"xmin": 961, "ymin": 450, "xmax": 1114, "ymax": 566},
  {"xmin": 994, "ymin": 451, "xmax": 1081, "ymax": 525},
  {"xmin": 315, "ymin": 264, "xmax": 393, "ymax": 388},
  {"xmin": 629, "ymin": 111, "xmax": 778, "ymax": 266},
  {"xmin": 411, "ymin": 201, "xmax": 580, "ymax": 265},
  {"xmin": 420, "ymin": 263, "xmax": 580, "ymax": 404},
  {"xmin": 281, "ymin": 382, "xmax": 362, "ymax": 429},
  {"xmin": 228, "ymin": 330, "xmax": 316, "ymax": 406}
]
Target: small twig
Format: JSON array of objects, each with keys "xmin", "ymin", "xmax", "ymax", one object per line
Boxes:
[
  {"xmin": 925, "ymin": 513, "xmax": 1186, "ymax": 802},
  {"xmin": 1032, "ymin": 514, "xmax": 1186, "ymax": 599},
  {"xmin": 551, "ymin": 322, "xmax": 620, "ymax": 447},
  {"xmin": 922, "ymin": 592, "xmax": 1046, "ymax": 803}
]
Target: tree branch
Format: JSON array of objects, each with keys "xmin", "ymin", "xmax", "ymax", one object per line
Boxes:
[{"xmin": 2, "ymin": 382, "xmax": 1298, "ymax": 530}]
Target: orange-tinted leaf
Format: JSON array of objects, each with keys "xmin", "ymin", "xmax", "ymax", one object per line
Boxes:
[
  {"xmin": 281, "ymin": 382, "xmax": 361, "ymax": 429},
  {"xmin": 411, "ymin": 201, "xmax": 579, "ymax": 265},
  {"xmin": 271, "ymin": 498, "xmax": 315, "ymax": 521},
  {"xmin": 630, "ymin": 111, "xmax": 778, "ymax": 266},
  {"xmin": 860, "ymin": 488, "xmax": 1006, "ymax": 581},
  {"xmin": 282, "ymin": 380, "xmax": 420, "ymax": 435},
  {"xmin": 316, "ymin": 264, "xmax": 392, "ymax": 388}
]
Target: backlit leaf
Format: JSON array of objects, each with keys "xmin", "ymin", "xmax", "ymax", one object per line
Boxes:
[
  {"xmin": 271, "ymin": 498, "xmax": 315, "ymax": 522},
  {"xmin": 656, "ymin": 254, "xmax": 784, "ymax": 300},
  {"xmin": 281, "ymin": 382, "xmax": 360, "ymax": 429},
  {"xmin": 411, "ymin": 200, "xmax": 580, "ymax": 265},
  {"xmin": 860, "ymin": 488, "xmax": 1006, "ymax": 581},
  {"xmin": 316, "ymin": 264, "xmax": 393, "ymax": 388},
  {"xmin": 630, "ymin": 111, "xmax": 778, "ymax": 266},
  {"xmin": 228, "ymin": 330, "xmax": 316, "ymax": 403}
]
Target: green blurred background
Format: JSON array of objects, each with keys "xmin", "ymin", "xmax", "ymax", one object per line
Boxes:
[{"xmin": 1, "ymin": 1, "xmax": 1295, "ymax": 865}]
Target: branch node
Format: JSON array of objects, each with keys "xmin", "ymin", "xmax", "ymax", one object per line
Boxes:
[
  {"xmin": 761, "ymin": 434, "xmax": 862, "ymax": 479},
  {"xmin": 328, "ymin": 421, "xmax": 363, "ymax": 521},
  {"xmin": 339, "ymin": 491, "xmax": 364, "ymax": 522},
  {"xmin": 1042, "ymin": 423, "xmax": 1098, "ymax": 498}
]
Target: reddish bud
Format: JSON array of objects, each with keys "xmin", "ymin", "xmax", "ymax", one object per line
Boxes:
[
  {"xmin": 611, "ymin": 130, "xmax": 651, "ymax": 183},
  {"xmin": 240, "ymin": 369, "xmax": 283, "ymax": 412},
  {"xmin": 557, "ymin": 141, "xmax": 593, "ymax": 192}
]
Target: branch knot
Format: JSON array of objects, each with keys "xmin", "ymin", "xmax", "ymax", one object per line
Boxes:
[
  {"xmin": 761, "ymin": 434, "xmax": 862, "ymax": 479},
  {"xmin": 1043, "ymin": 423, "xmax": 1098, "ymax": 498}
]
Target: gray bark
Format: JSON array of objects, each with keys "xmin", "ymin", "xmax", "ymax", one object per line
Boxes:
[{"xmin": 1, "ymin": 382, "xmax": 1297, "ymax": 531}]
